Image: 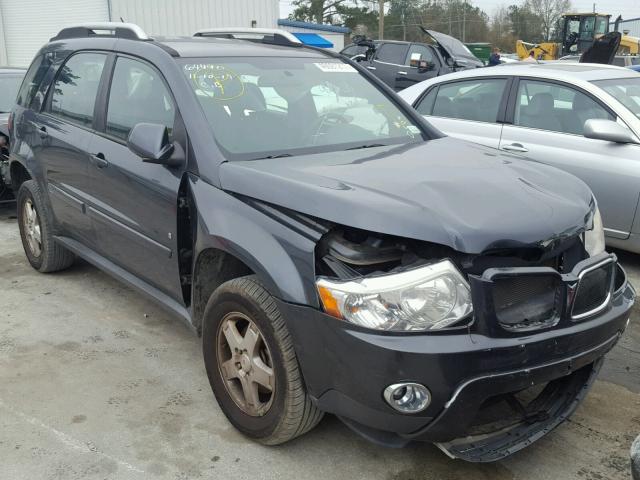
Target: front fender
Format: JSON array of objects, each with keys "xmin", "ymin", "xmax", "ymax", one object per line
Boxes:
[{"xmin": 189, "ymin": 175, "xmax": 321, "ymax": 307}]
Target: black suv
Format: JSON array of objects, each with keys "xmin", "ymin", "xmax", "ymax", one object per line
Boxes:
[
  {"xmin": 0, "ymin": 67, "xmax": 25, "ymax": 201},
  {"xmin": 341, "ymin": 29, "xmax": 483, "ymax": 90},
  {"xmin": 8, "ymin": 23, "xmax": 634, "ymax": 462}
]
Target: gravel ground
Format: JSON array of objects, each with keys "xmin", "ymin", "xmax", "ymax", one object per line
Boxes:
[{"xmin": 1, "ymin": 202, "xmax": 639, "ymax": 480}]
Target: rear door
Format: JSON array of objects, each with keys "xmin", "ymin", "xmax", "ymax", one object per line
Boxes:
[
  {"xmin": 87, "ymin": 55, "xmax": 185, "ymax": 299},
  {"xmin": 500, "ymin": 78, "xmax": 640, "ymax": 239},
  {"xmin": 413, "ymin": 77, "xmax": 509, "ymax": 148},
  {"xmin": 370, "ymin": 43, "xmax": 409, "ymax": 90},
  {"xmin": 395, "ymin": 44, "xmax": 441, "ymax": 91},
  {"xmin": 36, "ymin": 51, "xmax": 108, "ymax": 245}
]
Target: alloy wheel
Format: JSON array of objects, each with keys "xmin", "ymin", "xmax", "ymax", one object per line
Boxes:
[
  {"xmin": 216, "ymin": 311, "xmax": 275, "ymax": 417},
  {"xmin": 23, "ymin": 199, "xmax": 42, "ymax": 257}
]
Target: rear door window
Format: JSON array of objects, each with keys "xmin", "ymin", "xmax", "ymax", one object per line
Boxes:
[
  {"xmin": 48, "ymin": 53, "xmax": 107, "ymax": 128},
  {"xmin": 416, "ymin": 78, "xmax": 507, "ymax": 123},
  {"xmin": 106, "ymin": 57, "xmax": 175, "ymax": 140}
]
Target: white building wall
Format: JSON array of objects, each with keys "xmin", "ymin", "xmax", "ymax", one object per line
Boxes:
[
  {"xmin": 109, "ymin": 0, "xmax": 279, "ymax": 36},
  {"xmin": 0, "ymin": 0, "xmax": 279, "ymax": 67},
  {"xmin": 0, "ymin": 0, "xmax": 109, "ymax": 67},
  {"xmin": 616, "ymin": 18, "xmax": 640, "ymax": 38},
  {"xmin": 277, "ymin": 25, "xmax": 346, "ymax": 51}
]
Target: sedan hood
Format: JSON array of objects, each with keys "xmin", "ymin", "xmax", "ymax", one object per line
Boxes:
[{"xmin": 219, "ymin": 138, "xmax": 593, "ymax": 254}]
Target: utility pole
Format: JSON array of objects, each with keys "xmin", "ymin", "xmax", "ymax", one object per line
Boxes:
[
  {"xmin": 378, "ymin": 0, "xmax": 384, "ymax": 40},
  {"xmin": 462, "ymin": 0, "xmax": 466, "ymax": 43}
]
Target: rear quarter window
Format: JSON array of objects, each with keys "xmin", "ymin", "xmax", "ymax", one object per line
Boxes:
[{"xmin": 16, "ymin": 54, "xmax": 52, "ymax": 109}]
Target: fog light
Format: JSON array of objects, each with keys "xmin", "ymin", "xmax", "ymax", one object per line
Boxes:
[{"xmin": 383, "ymin": 382, "xmax": 430, "ymax": 413}]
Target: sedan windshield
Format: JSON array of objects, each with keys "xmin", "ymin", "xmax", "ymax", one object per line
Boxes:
[
  {"xmin": 593, "ymin": 77, "xmax": 640, "ymax": 120},
  {"xmin": 179, "ymin": 57, "xmax": 423, "ymax": 159},
  {"xmin": 0, "ymin": 75, "xmax": 23, "ymax": 112}
]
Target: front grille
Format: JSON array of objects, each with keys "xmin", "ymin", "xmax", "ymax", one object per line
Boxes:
[
  {"xmin": 572, "ymin": 261, "xmax": 614, "ymax": 319},
  {"xmin": 492, "ymin": 275, "xmax": 561, "ymax": 331},
  {"xmin": 472, "ymin": 253, "xmax": 617, "ymax": 335}
]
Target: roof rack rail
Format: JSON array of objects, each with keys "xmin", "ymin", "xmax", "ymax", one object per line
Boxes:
[
  {"xmin": 51, "ymin": 22, "xmax": 150, "ymax": 41},
  {"xmin": 194, "ymin": 27, "xmax": 301, "ymax": 47}
]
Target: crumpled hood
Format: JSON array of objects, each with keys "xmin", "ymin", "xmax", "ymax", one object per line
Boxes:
[{"xmin": 219, "ymin": 138, "xmax": 593, "ymax": 254}]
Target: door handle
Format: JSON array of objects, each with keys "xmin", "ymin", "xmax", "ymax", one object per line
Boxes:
[
  {"xmin": 90, "ymin": 153, "xmax": 109, "ymax": 169},
  {"xmin": 366, "ymin": 66, "xmax": 376, "ymax": 70},
  {"xmin": 28, "ymin": 121, "xmax": 48, "ymax": 138},
  {"xmin": 502, "ymin": 143, "xmax": 529, "ymax": 153},
  {"xmin": 397, "ymin": 71, "xmax": 408, "ymax": 75}
]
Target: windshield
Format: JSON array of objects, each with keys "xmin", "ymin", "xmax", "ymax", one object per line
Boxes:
[
  {"xmin": 179, "ymin": 57, "xmax": 423, "ymax": 159},
  {"xmin": 593, "ymin": 77, "xmax": 640, "ymax": 120},
  {"xmin": 0, "ymin": 75, "xmax": 23, "ymax": 112}
]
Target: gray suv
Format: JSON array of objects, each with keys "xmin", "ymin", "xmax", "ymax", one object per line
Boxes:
[{"xmin": 7, "ymin": 23, "xmax": 634, "ymax": 462}]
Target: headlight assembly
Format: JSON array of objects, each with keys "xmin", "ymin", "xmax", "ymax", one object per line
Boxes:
[
  {"xmin": 316, "ymin": 260, "xmax": 473, "ymax": 331},
  {"xmin": 584, "ymin": 206, "xmax": 605, "ymax": 257}
]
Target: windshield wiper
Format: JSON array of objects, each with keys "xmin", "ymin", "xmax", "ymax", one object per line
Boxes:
[
  {"xmin": 345, "ymin": 143, "xmax": 388, "ymax": 151},
  {"xmin": 251, "ymin": 153, "xmax": 293, "ymax": 160}
]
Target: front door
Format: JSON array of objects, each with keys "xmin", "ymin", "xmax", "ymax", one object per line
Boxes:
[
  {"xmin": 36, "ymin": 51, "xmax": 108, "ymax": 245},
  {"xmin": 395, "ymin": 44, "xmax": 441, "ymax": 91},
  {"xmin": 500, "ymin": 78, "xmax": 640, "ymax": 239},
  {"xmin": 87, "ymin": 55, "xmax": 185, "ymax": 299}
]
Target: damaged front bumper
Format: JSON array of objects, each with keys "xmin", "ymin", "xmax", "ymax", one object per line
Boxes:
[{"xmin": 279, "ymin": 253, "xmax": 635, "ymax": 461}]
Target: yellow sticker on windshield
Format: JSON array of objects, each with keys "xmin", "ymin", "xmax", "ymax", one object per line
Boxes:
[{"xmin": 183, "ymin": 64, "xmax": 245, "ymax": 100}]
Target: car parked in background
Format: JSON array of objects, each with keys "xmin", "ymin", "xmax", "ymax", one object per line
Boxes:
[
  {"xmin": 399, "ymin": 63, "xmax": 640, "ymax": 253},
  {"xmin": 340, "ymin": 29, "xmax": 483, "ymax": 91},
  {"xmin": 0, "ymin": 67, "xmax": 25, "ymax": 200}
]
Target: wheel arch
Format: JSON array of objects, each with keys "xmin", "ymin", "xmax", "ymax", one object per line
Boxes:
[
  {"xmin": 9, "ymin": 160, "xmax": 32, "ymax": 191},
  {"xmin": 188, "ymin": 175, "xmax": 320, "ymax": 334}
]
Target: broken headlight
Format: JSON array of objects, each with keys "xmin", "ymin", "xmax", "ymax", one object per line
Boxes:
[
  {"xmin": 584, "ymin": 206, "xmax": 605, "ymax": 257},
  {"xmin": 316, "ymin": 260, "xmax": 473, "ymax": 331}
]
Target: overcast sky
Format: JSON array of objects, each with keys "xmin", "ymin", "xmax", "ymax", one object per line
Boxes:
[{"xmin": 278, "ymin": 0, "xmax": 639, "ymax": 22}]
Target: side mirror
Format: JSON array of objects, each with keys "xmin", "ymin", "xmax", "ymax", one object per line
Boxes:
[
  {"xmin": 584, "ymin": 119, "xmax": 639, "ymax": 144},
  {"xmin": 127, "ymin": 123, "xmax": 182, "ymax": 167},
  {"xmin": 418, "ymin": 60, "xmax": 435, "ymax": 72}
]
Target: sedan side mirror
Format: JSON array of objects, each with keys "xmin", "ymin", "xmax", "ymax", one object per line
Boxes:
[
  {"xmin": 584, "ymin": 119, "xmax": 639, "ymax": 144},
  {"xmin": 127, "ymin": 123, "xmax": 183, "ymax": 167}
]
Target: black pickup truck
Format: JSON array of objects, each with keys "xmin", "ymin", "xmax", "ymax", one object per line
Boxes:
[{"xmin": 341, "ymin": 29, "xmax": 483, "ymax": 90}]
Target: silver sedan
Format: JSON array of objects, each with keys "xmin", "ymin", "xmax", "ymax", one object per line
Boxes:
[{"xmin": 399, "ymin": 63, "xmax": 640, "ymax": 253}]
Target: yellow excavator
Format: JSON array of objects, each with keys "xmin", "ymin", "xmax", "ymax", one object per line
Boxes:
[{"xmin": 516, "ymin": 13, "xmax": 640, "ymax": 60}]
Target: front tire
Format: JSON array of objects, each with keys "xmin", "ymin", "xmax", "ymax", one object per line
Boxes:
[
  {"xmin": 17, "ymin": 180, "xmax": 74, "ymax": 273},
  {"xmin": 202, "ymin": 276, "xmax": 323, "ymax": 445}
]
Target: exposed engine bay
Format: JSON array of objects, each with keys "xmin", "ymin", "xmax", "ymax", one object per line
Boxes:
[{"xmin": 315, "ymin": 225, "xmax": 588, "ymax": 280}]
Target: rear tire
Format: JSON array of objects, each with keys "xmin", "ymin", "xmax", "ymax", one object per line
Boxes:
[
  {"xmin": 202, "ymin": 275, "xmax": 323, "ymax": 445},
  {"xmin": 17, "ymin": 180, "xmax": 74, "ymax": 273}
]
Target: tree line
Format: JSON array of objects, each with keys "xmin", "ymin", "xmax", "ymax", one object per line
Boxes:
[{"xmin": 290, "ymin": 0, "xmax": 572, "ymax": 51}]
